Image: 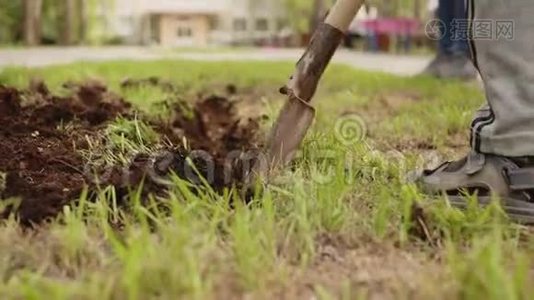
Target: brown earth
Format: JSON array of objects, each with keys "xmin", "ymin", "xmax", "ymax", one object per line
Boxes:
[
  {"xmin": 0, "ymin": 79, "xmax": 262, "ymax": 225},
  {"xmin": 0, "ymin": 80, "xmax": 131, "ymax": 224},
  {"xmin": 120, "ymin": 78, "xmax": 263, "ymax": 194}
]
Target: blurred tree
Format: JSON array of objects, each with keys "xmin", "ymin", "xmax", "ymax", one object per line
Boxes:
[
  {"xmin": 281, "ymin": 0, "xmax": 335, "ymax": 35},
  {"xmin": 41, "ymin": 0, "xmax": 61, "ymax": 44},
  {"xmin": 281, "ymin": 0, "xmax": 312, "ymax": 34},
  {"xmin": 23, "ymin": 0, "xmax": 44, "ymax": 45},
  {"xmin": 84, "ymin": 0, "xmax": 115, "ymax": 44},
  {"xmin": 50, "ymin": 0, "xmax": 112, "ymax": 45},
  {"xmin": 0, "ymin": 1, "xmax": 23, "ymax": 44},
  {"xmin": 79, "ymin": 0, "xmax": 88, "ymax": 42},
  {"xmin": 60, "ymin": 0, "xmax": 77, "ymax": 44},
  {"xmin": 0, "ymin": 0, "xmax": 109, "ymax": 45}
]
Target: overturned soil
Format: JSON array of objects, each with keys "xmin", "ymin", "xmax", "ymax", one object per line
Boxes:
[{"xmin": 0, "ymin": 79, "xmax": 262, "ymax": 225}]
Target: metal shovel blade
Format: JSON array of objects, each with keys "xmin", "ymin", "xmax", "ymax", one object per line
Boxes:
[
  {"xmin": 265, "ymin": 95, "xmax": 315, "ymax": 171},
  {"xmin": 244, "ymin": 95, "xmax": 314, "ymax": 190}
]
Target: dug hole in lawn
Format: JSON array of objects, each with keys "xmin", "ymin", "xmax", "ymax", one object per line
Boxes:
[{"xmin": 0, "ymin": 78, "xmax": 263, "ymax": 225}]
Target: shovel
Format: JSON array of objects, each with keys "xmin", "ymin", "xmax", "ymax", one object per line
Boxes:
[{"xmin": 250, "ymin": 0, "xmax": 365, "ymax": 183}]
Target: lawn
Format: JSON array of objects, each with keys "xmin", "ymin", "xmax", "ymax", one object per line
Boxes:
[{"xmin": 0, "ymin": 60, "xmax": 531, "ymax": 300}]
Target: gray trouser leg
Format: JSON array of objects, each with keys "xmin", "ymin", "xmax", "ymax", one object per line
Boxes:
[{"xmin": 470, "ymin": 0, "xmax": 534, "ymax": 156}]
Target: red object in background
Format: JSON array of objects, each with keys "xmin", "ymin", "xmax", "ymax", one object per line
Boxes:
[
  {"xmin": 362, "ymin": 18, "xmax": 420, "ymax": 36},
  {"xmin": 361, "ymin": 18, "xmax": 421, "ymax": 52},
  {"xmin": 377, "ymin": 34, "xmax": 390, "ymax": 52}
]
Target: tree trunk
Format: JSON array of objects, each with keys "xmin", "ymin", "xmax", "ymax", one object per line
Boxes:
[
  {"xmin": 23, "ymin": 0, "xmax": 43, "ymax": 46},
  {"xmin": 79, "ymin": 0, "xmax": 88, "ymax": 43},
  {"xmin": 61, "ymin": 0, "xmax": 77, "ymax": 45}
]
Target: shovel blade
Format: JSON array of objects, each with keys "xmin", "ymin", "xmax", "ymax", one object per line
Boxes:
[
  {"xmin": 262, "ymin": 96, "xmax": 315, "ymax": 175},
  {"xmin": 243, "ymin": 96, "xmax": 314, "ymax": 195}
]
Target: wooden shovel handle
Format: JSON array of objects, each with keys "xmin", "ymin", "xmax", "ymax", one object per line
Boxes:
[
  {"xmin": 326, "ymin": 0, "xmax": 365, "ymax": 32},
  {"xmin": 284, "ymin": 0, "xmax": 365, "ymax": 103}
]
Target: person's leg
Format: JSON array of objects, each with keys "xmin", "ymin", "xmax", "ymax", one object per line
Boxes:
[
  {"xmin": 436, "ymin": 0, "xmax": 478, "ymax": 78},
  {"xmin": 470, "ymin": 0, "xmax": 534, "ymax": 156},
  {"xmin": 422, "ymin": 0, "xmax": 451, "ymax": 75},
  {"xmin": 438, "ymin": 0, "xmax": 455, "ymax": 54},
  {"xmin": 419, "ymin": 0, "xmax": 534, "ymax": 222},
  {"xmin": 449, "ymin": 0, "xmax": 470, "ymax": 55},
  {"xmin": 423, "ymin": 0, "xmax": 477, "ymax": 79}
]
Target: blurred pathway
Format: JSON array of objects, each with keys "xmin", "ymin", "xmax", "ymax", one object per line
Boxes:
[{"xmin": 0, "ymin": 47, "xmax": 431, "ymax": 76}]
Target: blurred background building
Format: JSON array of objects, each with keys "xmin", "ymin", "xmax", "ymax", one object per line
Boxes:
[
  {"xmin": 102, "ymin": 0, "xmax": 285, "ymax": 47},
  {"xmin": 0, "ymin": 0, "xmax": 437, "ymax": 52}
]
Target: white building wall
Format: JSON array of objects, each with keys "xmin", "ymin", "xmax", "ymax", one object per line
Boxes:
[
  {"xmin": 214, "ymin": 0, "xmax": 286, "ymax": 44},
  {"xmin": 102, "ymin": 0, "xmax": 285, "ymax": 45}
]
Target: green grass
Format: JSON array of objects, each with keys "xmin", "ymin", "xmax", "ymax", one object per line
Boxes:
[{"xmin": 0, "ymin": 60, "xmax": 532, "ymax": 299}]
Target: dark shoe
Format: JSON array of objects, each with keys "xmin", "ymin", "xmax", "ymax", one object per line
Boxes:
[
  {"xmin": 421, "ymin": 53, "xmax": 478, "ymax": 80},
  {"xmin": 417, "ymin": 151, "xmax": 534, "ymax": 223},
  {"xmin": 421, "ymin": 53, "xmax": 449, "ymax": 77},
  {"xmin": 437, "ymin": 54, "xmax": 478, "ymax": 80}
]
